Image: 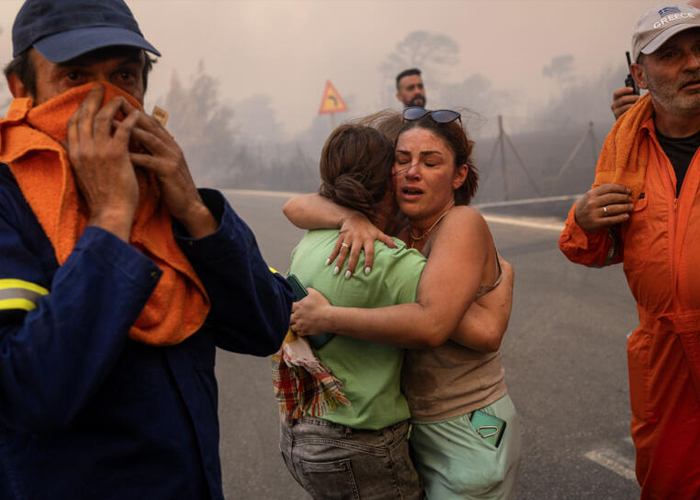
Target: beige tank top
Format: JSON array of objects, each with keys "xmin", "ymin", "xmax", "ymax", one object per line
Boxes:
[
  {"xmin": 403, "ymin": 345, "xmax": 507, "ymax": 421},
  {"xmin": 403, "ymin": 227, "xmax": 507, "ymax": 421}
]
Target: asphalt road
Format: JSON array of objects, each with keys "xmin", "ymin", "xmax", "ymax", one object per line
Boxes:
[{"xmin": 216, "ymin": 190, "xmax": 641, "ymax": 500}]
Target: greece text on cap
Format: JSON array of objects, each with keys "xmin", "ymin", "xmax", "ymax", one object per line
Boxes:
[{"xmin": 654, "ymin": 11, "xmax": 695, "ymax": 29}]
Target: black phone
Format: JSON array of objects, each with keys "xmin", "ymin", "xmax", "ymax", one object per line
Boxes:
[
  {"xmin": 285, "ymin": 274, "xmax": 335, "ymax": 349},
  {"xmin": 625, "ymin": 51, "xmax": 640, "ymax": 96},
  {"xmin": 286, "ymin": 274, "xmax": 308, "ymax": 301}
]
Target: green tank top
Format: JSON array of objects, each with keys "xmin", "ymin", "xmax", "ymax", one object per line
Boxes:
[{"xmin": 288, "ymin": 229, "xmax": 425, "ymax": 430}]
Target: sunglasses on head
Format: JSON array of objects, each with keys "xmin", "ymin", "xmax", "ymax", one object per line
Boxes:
[{"xmin": 402, "ymin": 107, "xmax": 461, "ymax": 125}]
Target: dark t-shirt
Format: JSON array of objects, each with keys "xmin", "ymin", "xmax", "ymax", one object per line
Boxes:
[{"xmin": 656, "ymin": 128, "xmax": 700, "ymax": 196}]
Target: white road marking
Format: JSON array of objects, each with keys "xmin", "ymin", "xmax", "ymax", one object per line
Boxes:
[
  {"xmin": 584, "ymin": 448, "xmax": 637, "ymax": 481},
  {"xmin": 482, "ymin": 214, "xmax": 565, "ymax": 232}
]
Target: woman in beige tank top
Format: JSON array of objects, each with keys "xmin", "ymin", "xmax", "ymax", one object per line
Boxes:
[{"xmin": 288, "ymin": 109, "xmax": 522, "ymax": 499}]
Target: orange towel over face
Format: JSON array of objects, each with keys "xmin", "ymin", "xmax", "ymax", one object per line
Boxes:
[
  {"xmin": 592, "ymin": 92, "xmax": 654, "ymax": 201},
  {"xmin": 0, "ymin": 82, "xmax": 210, "ymax": 346}
]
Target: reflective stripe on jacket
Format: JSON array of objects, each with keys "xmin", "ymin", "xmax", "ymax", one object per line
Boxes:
[{"xmin": 0, "ymin": 279, "xmax": 48, "ymax": 312}]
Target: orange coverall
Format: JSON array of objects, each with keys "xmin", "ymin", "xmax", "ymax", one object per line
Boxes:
[{"xmin": 559, "ymin": 119, "xmax": 700, "ymax": 500}]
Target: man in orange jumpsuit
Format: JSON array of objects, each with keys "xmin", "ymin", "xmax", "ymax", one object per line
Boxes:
[{"xmin": 559, "ymin": 5, "xmax": 700, "ymax": 499}]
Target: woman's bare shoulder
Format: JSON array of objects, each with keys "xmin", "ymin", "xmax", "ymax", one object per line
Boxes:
[
  {"xmin": 427, "ymin": 205, "xmax": 494, "ymax": 282},
  {"xmin": 443, "ymin": 205, "xmax": 489, "ymax": 232}
]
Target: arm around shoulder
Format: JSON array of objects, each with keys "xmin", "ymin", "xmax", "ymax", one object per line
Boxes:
[
  {"xmin": 283, "ymin": 193, "xmax": 351, "ymax": 229},
  {"xmin": 299, "ymin": 207, "xmax": 491, "ymax": 349}
]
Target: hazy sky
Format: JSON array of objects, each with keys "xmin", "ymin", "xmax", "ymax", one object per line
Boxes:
[{"xmin": 0, "ymin": 0, "xmax": 667, "ymax": 137}]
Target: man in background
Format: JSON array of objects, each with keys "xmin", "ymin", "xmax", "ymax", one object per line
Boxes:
[
  {"xmin": 0, "ymin": 0, "xmax": 293, "ymax": 499},
  {"xmin": 396, "ymin": 68, "xmax": 426, "ymax": 108}
]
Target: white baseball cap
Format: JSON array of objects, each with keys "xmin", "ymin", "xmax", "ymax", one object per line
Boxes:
[{"xmin": 632, "ymin": 4, "xmax": 700, "ymax": 61}]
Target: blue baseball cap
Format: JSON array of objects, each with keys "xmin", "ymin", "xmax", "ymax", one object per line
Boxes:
[{"xmin": 12, "ymin": 0, "xmax": 160, "ymax": 63}]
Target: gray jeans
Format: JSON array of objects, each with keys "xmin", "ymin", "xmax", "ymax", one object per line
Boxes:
[{"xmin": 280, "ymin": 416, "xmax": 422, "ymax": 500}]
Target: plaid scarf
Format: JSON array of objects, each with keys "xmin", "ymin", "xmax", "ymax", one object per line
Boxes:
[{"xmin": 271, "ymin": 330, "xmax": 350, "ymax": 423}]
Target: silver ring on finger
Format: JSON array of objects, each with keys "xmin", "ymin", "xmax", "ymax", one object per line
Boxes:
[
  {"xmin": 602, "ymin": 205, "xmax": 608, "ymax": 216},
  {"xmin": 341, "ymin": 242, "xmax": 350, "ymax": 249}
]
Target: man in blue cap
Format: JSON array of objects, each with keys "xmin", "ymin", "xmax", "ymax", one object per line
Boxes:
[{"xmin": 0, "ymin": 1, "xmax": 293, "ymax": 499}]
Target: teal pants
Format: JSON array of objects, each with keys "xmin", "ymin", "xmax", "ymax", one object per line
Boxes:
[{"xmin": 409, "ymin": 394, "xmax": 522, "ymax": 500}]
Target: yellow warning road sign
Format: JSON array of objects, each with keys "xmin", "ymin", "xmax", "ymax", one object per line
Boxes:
[{"xmin": 318, "ymin": 80, "xmax": 348, "ymax": 115}]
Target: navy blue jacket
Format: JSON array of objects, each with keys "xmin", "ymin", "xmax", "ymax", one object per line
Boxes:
[{"xmin": 0, "ymin": 164, "xmax": 293, "ymax": 500}]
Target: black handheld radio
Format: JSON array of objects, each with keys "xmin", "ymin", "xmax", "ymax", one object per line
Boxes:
[{"xmin": 625, "ymin": 51, "xmax": 640, "ymax": 96}]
